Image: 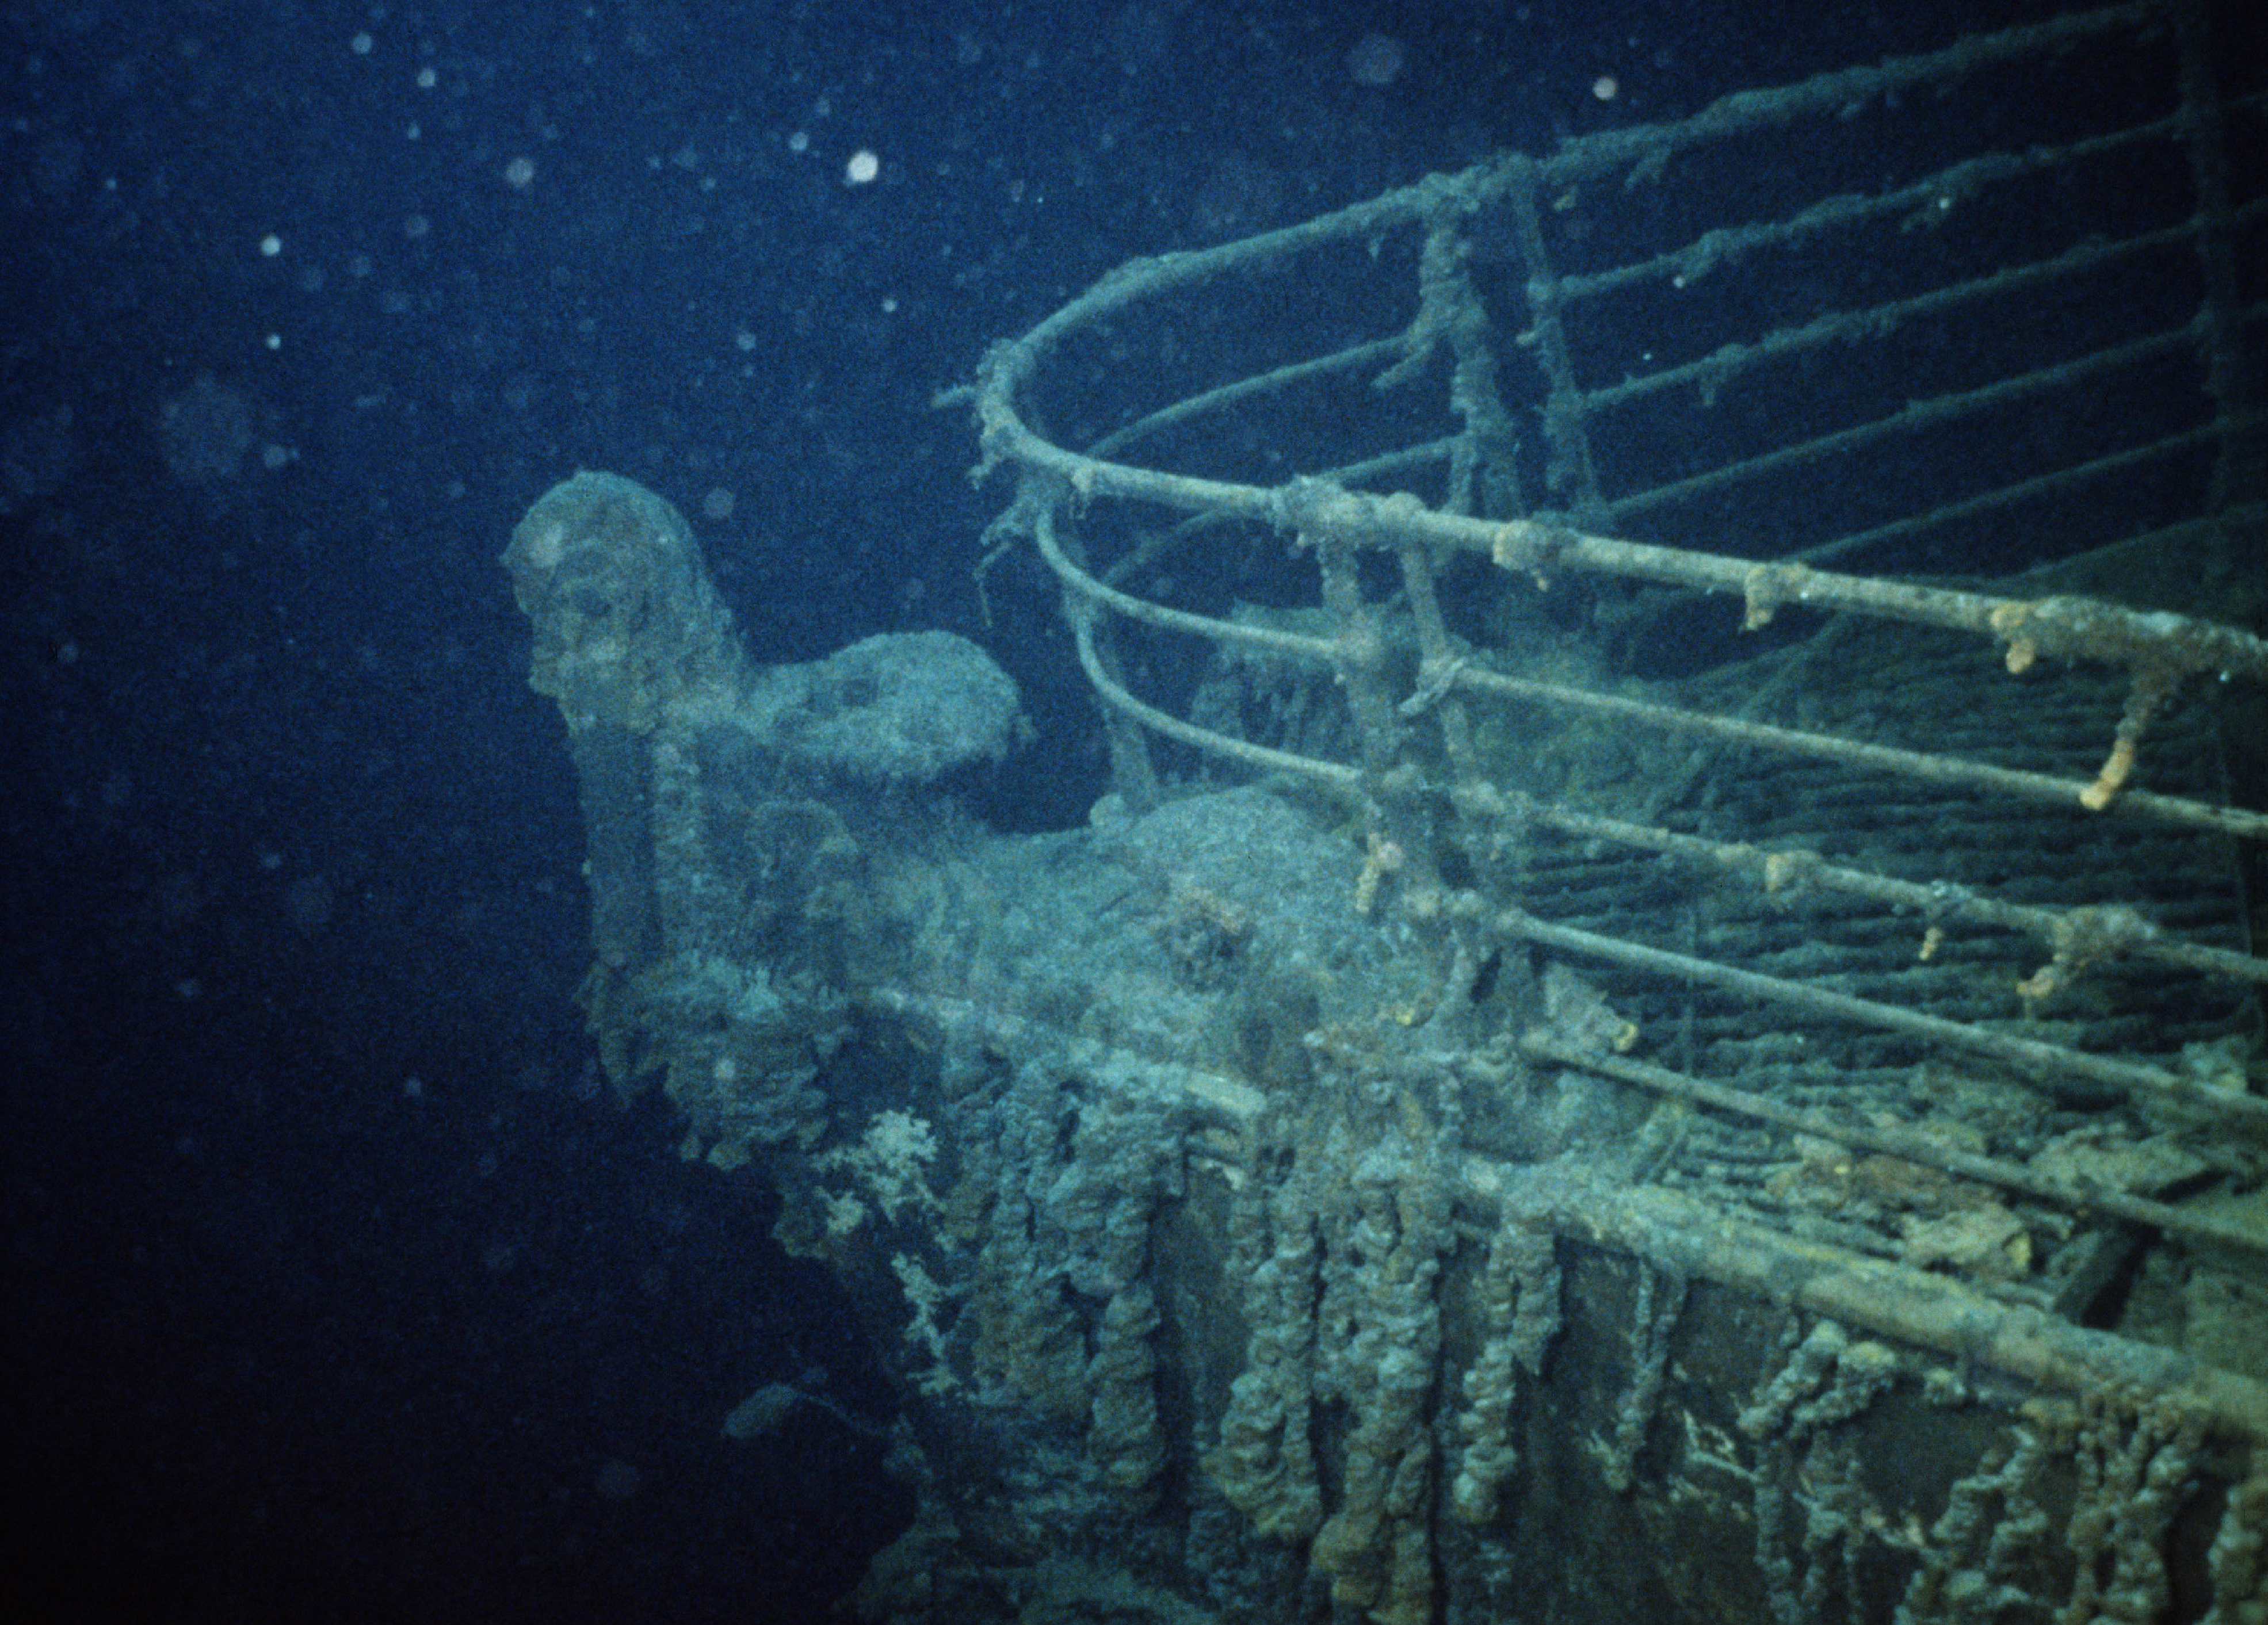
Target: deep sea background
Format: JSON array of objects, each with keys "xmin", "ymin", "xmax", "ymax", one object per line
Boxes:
[{"xmin": 0, "ymin": 1, "xmax": 2178, "ymax": 1620}]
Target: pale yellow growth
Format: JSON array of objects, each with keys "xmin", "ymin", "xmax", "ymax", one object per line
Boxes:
[
  {"xmin": 2080, "ymin": 735, "xmax": 2135, "ymax": 812},
  {"xmin": 819, "ymin": 1110, "xmax": 942, "ymax": 1227},
  {"xmin": 891, "ymin": 1252, "xmax": 959, "ymax": 1395}
]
